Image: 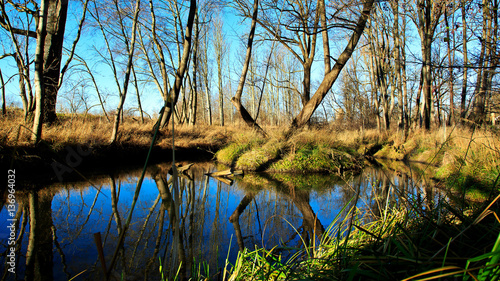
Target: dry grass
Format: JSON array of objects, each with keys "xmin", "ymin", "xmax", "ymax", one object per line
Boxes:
[
  {"xmin": 0, "ymin": 110, "xmax": 233, "ymax": 150},
  {"xmin": 2, "ymin": 110, "xmax": 499, "ymax": 186}
]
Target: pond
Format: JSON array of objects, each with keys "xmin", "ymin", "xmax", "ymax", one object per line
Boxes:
[{"xmin": 0, "ymin": 161, "xmax": 444, "ymax": 280}]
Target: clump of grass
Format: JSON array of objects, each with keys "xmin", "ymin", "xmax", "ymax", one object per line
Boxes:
[
  {"xmin": 216, "ymin": 142, "xmax": 254, "ymax": 166},
  {"xmin": 235, "ymin": 139, "xmax": 285, "ymax": 170},
  {"xmin": 222, "ymin": 191, "xmax": 500, "ymax": 281},
  {"xmin": 432, "ymin": 127, "xmax": 500, "ymax": 200},
  {"xmin": 270, "ymin": 144, "xmax": 361, "ymax": 174}
]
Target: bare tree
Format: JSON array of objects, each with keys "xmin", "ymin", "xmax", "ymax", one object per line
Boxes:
[
  {"xmin": 1, "ymin": 0, "xmax": 89, "ymax": 142},
  {"xmin": 188, "ymin": 12, "xmax": 199, "ymax": 126},
  {"xmin": 245, "ymin": 0, "xmax": 319, "ymax": 107},
  {"xmin": 74, "ymin": 53, "xmax": 110, "ymax": 121},
  {"xmin": 108, "ymin": 0, "xmax": 141, "ymax": 144},
  {"xmin": 366, "ymin": 7, "xmax": 395, "ymax": 131},
  {"xmin": 460, "ymin": 0, "xmax": 469, "ymax": 121},
  {"xmin": 391, "ymin": 0, "xmax": 409, "ymax": 135},
  {"xmin": 231, "ymin": 0, "xmax": 267, "ymax": 136},
  {"xmin": 213, "ymin": 14, "xmax": 228, "ymax": 126},
  {"xmin": 469, "ymin": 0, "xmax": 499, "ymax": 125},
  {"xmin": 413, "ymin": 0, "xmax": 446, "ymax": 130},
  {"xmin": 289, "ymin": 0, "xmax": 376, "ymax": 132},
  {"xmin": 156, "ymin": 0, "xmax": 197, "ymax": 129}
]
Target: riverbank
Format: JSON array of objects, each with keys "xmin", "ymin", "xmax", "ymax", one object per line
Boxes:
[
  {"xmin": 2, "ymin": 110, "xmax": 499, "ymax": 196},
  {"xmin": 212, "ymin": 126, "xmax": 500, "ymax": 280},
  {"xmin": 216, "ymin": 125, "xmax": 499, "ymax": 200},
  {"xmin": 0, "ymin": 112, "xmax": 231, "ymax": 186}
]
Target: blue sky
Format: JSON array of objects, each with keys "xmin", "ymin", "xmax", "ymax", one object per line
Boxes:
[{"xmin": 0, "ymin": 0, "xmax": 330, "ymax": 118}]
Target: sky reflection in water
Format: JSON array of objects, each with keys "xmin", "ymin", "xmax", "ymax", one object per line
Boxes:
[{"xmin": 0, "ymin": 163, "xmax": 438, "ymax": 280}]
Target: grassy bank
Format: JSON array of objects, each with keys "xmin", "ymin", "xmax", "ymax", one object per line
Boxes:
[
  {"xmin": 208, "ymin": 125, "xmax": 500, "ymax": 280},
  {"xmin": 0, "ymin": 110, "xmax": 231, "ymax": 149},
  {"xmin": 215, "ymin": 127, "xmax": 374, "ymax": 174},
  {"xmin": 219, "ymin": 196, "xmax": 500, "ymax": 280},
  {"xmin": 372, "ymin": 126, "xmax": 500, "ymax": 201},
  {"xmin": 0, "ymin": 111, "xmax": 232, "ymax": 185},
  {"xmin": 215, "ymin": 125, "xmax": 499, "ymax": 198}
]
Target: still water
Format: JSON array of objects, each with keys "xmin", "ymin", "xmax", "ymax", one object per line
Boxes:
[{"xmin": 0, "ymin": 162, "xmax": 442, "ymax": 280}]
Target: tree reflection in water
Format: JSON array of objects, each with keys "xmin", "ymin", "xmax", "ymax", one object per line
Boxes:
[{"xmin": 0, "ymin": 162, "xmax": 444, "ymax": 280}]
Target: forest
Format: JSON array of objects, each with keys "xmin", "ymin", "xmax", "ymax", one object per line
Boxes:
[
  {"xmin": 0, "ymin": 0, "xmax": 498, "ymax": 143},
  {"xmin": 1, "ymin": 0, "xmax": 500, "ymax": 280}
]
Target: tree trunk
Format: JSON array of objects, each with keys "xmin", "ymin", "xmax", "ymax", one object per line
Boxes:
[
  {"xmin": 319, "ymin": 0, "xmax": 330, "ymax": 74},
  {"xmin": 32, "ymin": 0, "xmax": 49, "ymax": 143},
  {"xmin": 392, "ymin": 0, "xmax": 405, "ymax": 130},
  {"xmin": 470, "ymin": 0, "xmax": 494, "ymax": 125},
  {"xmin": 188, "ymin": 13, "xmax": 199, "ymax": 127},
  {"xmin": 421, "ymin": 6, "xmax": 432, "ymax": 130},
  {"xmin": 445, "ymin": 7, "xmax": 454, "ymax": 126},
  {"xmin": 302, "ymin": 61, "xmax": 312, "ymax": 106},
  {"xmin": 158, "ymin": 0, "xmax": 196, "ymax": 129},
  {"xmin": 214, "ymin": 16, "xmax": 226, "ymax": 126},
  {"xmin": 109, "ymin": 0, "xmax": 141, "ymax": 144},
  {"xmin": 13, "ymin": 53, "xmax": 34, "ymax": 120},
  {"xmin": 1, "ymin": 68, "xmax": 5, "ymax": 115},
  {"xmin": 460, "ymin": 0, "xmax": 468, "ymax": 121},
  {"xmin": 132, "ymin": 64, "xmax": 144, "ymax": 123},
  {"xmin": 289, "ymin": 0, "xmax": 375, "ymax": 132},
  {"xmin": 416, "ymin": 0, "xmax": 444, "ymax": 130},
  {"xmin": 401, "ymin": 13, "xmax": 409, "ymax": 136},
  {"xmin": 231, "ymin": 0, "xmax": 267, "ymax": 137},
  {"xmin": 41, "ymin": 0, "xmax": 68, "ymax": 125}
]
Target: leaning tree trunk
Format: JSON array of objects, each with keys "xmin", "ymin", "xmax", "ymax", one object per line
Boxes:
[
  {"xmin": 288, "ymin": 0, "xmax": 375, "ymax": 133},
  {"xmin": 230, "ymin": 0, "xmax": 267, "ymax": 137},
  {"xmin": 158, "ymin": 0, "xmax": 197, "ymax": 129}
]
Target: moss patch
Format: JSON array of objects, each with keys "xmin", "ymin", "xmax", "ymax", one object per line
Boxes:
[
  {"xmin": 215, "ymin": 142, "xmax": 252, "ymax": 166},
  {"xmin": 269, "ymin": 144, "xmax": 361, "ymax": 174},
  {"xmin": 235, "ymin": 139, "xmax": 285, "ymax": 171}
]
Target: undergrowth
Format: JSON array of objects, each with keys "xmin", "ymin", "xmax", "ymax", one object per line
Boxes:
[
  {"xmin": 163, "ymin": 125, "xmax": 500, "ymax": 281},
  {"xmin": 161, "ymin": 189, "xmax": 500, "ymax": 281}
]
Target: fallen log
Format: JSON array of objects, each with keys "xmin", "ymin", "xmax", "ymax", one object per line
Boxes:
[
  {"xmin": 205, "ymin": 169, "xmax": 243, "ymax": 177},
  {"xmin": 212, "ymin": 176, "xmax": 233, "ymax": 186},
  {"xmin": 168, "ymin": 163, "xmax": 194, "ymax": 175}
]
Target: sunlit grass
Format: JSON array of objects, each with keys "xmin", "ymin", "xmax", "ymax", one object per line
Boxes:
[
  {"xmin": 215, "ymin": 194, "xmax": 500, "ymax": 280},
  {"xmin": 0, "ymin": 109, "xmax": 233, "ymax": 150},
  {"xmin": 149, "ymin": 124, "xmax": 500, "ymax": 280}
]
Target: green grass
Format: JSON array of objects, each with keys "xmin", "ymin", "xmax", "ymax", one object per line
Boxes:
[
  {"xmin": 235, "ymin": 139, "xmax": 285, "ymax": 170},
  {"xmin": 217, "ymin": 196, "xmax": 500, "ymax": 280},
  {"xmin": 270, "ymin": 144, "xmax": 362, "ymax": 174},
  {"xmin": 215, "ymin": 142, "xmax": 253, "ymax": 165},
  {"xmin": 158, "ymin": 182, "xmax": 500, "ymax": 281}
]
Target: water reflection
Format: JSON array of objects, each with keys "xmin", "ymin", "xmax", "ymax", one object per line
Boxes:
[{"xmin": 0, "ymin": 162, "xmax": 444, "ymax": 280}]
